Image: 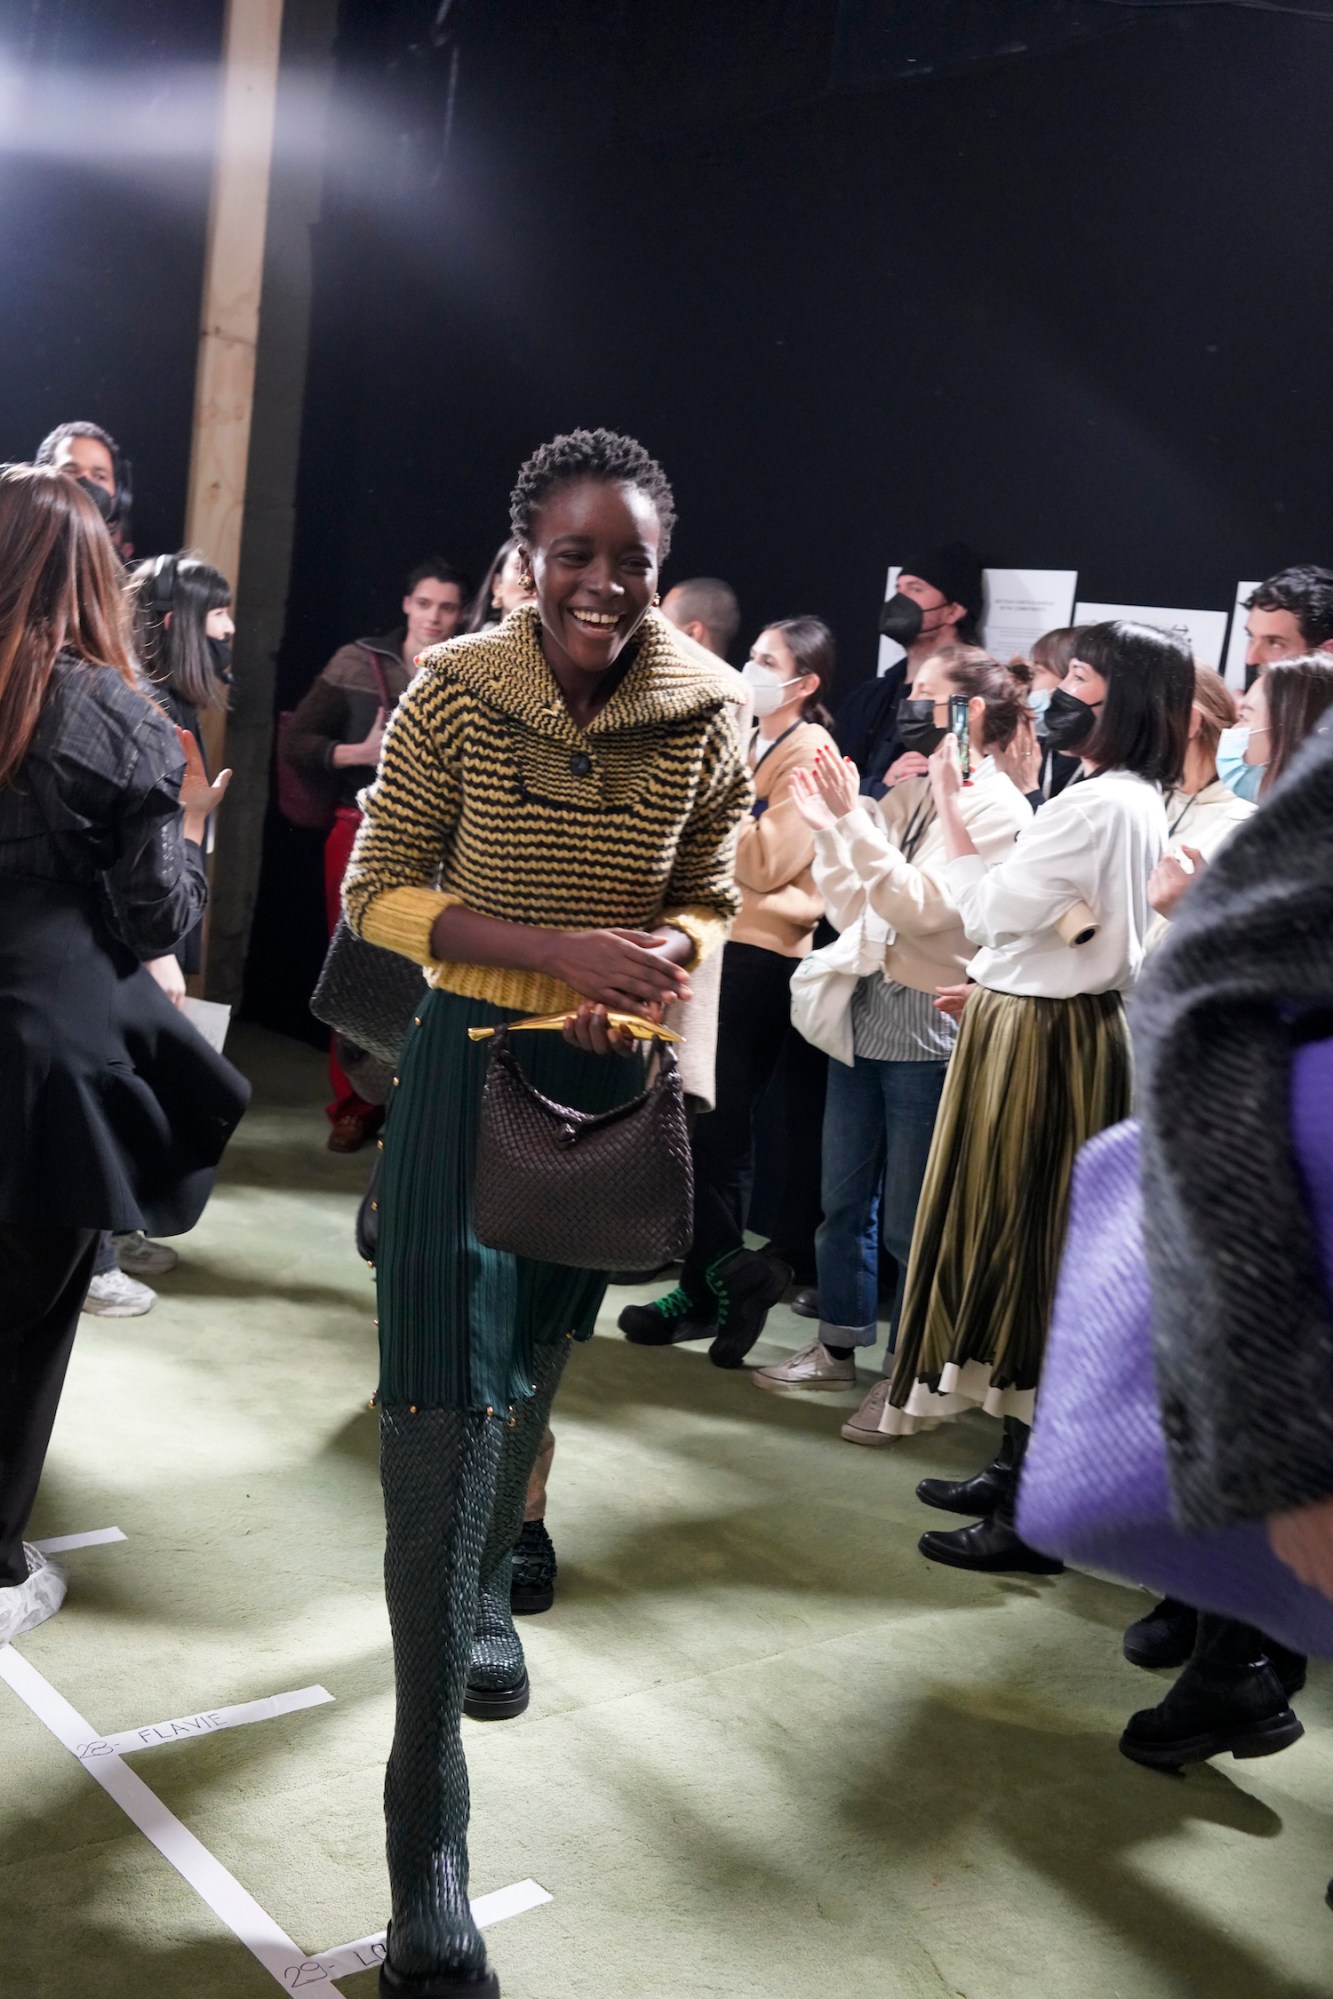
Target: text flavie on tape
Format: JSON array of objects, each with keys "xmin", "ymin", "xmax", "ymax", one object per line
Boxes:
[{"xmin": 77, "ymin": 1684, "xmax": 334, "ymax": 1761}]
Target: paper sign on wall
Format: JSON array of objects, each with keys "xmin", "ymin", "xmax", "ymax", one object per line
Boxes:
[
  {"xmin": 1222, "ymin": 582, "xmax": 1259, "ymax": 690},
  {"xmin": 1074, "ymin": 601, "xmax": 1229, "ymax": 671},
  {"xmin": 877, "ymin": 566, "xmax": 1079, "ymax": 677},
  {"xmin": 981, "ymin": 570, "xmax": 1079, "ymax": 663},
  {"xmin": 876, "ymin": 566, "xmax": 905, "ymax": 675}
]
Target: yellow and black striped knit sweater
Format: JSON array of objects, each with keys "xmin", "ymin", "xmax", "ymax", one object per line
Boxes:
[{"xmin": 342, "ymin": 605, "xmax": 752, "ymax": 1016}]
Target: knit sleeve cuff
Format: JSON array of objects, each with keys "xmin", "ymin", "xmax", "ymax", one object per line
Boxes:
[
  {"xmin": 357, "ymin": 885, "xmax": 462, "ymax": 965},
  {"xmin": 661, "ymin": 904, "xmax": 728, "ymax": 970}
]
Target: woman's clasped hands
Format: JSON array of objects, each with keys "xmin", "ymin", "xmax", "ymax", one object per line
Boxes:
[{"xmin": 548, "ymin": 927, "xmax": 693, "ymax": 1055}]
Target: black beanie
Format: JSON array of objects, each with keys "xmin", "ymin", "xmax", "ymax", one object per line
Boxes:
[{"xmin": 898, "ymin": 543, "xmax": 985, "ymax": 626}]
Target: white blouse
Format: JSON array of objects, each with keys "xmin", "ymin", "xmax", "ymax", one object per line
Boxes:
[
  {"xmin": 1143, "ymin": 778, "xmax": 1255, "ymax": 954},
  {"xmin": 946, "ymin": 768, "xmax": 1168, "ymax": 998}
]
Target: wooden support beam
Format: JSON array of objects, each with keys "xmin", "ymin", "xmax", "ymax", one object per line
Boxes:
[{"xmin": 184, "ymin": 0, "xmax": 285, "ymax": 774}]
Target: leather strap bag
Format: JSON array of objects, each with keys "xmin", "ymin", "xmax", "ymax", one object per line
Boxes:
[{"xmin": 471, "ymin": 1020, "xmax": 693, "ymax": 1272}]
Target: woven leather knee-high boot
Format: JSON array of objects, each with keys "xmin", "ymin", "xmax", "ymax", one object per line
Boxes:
[
  {"xmin": 381, "ymin": 1405, "xmax": 504, "ymax": 1994},
  {"xmin": 467, "ymin": 1339, "xmax": 572, "ymax": 1714}
]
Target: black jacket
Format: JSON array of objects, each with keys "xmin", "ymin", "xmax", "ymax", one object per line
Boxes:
[{"xmin": 0, "ymin": 659, "xmax": 249, "ymax": 1231}]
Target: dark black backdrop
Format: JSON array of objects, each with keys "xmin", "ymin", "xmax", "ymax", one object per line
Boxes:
[{"xmin": 4, "ymin": 0, "xmax": 1333, "ymax": 1035}]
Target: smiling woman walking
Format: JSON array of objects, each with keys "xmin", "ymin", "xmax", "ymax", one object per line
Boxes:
[{"xmin": 342, "ymin": 429, "xmax": 750, "ymax": 1998}]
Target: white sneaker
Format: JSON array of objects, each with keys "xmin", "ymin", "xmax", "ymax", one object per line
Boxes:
[
  {"xmin": 112, "ymin": 1232, "xmax": 179, "ymax": 1277},
  {"xmin": 841, "ymin": 1377, "xmax": 896, "ymax": 1445},
  {"xmin": 83, "ymin": 1269, "xmax": 156, "ymax": 1317},
  {"xmin": 752, "ymin": 1341, "xmax": 857, "ymax": 1391},
  {"xmin": 0, "ymin": 1546, "xmax": 67, "ymax": 1643}
]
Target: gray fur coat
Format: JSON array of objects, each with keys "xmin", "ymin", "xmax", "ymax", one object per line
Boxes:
[{"xmin": 1135, "ymin": 726, "xmax": 1333, "ymax": 1532}]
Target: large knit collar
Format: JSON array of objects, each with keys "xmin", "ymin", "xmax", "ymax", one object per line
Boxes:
[{"xmin": 416, "ymin": 604, "xmax": 739, "ymax": 738}]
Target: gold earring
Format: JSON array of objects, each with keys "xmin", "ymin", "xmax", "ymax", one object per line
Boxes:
[
  {"xmin": 652, "ymin": 592, "xmax": 661, "ymax": 608},
  {"xmin": 520, "ymin": 571, "xmax": 534, "ymax": 591}
]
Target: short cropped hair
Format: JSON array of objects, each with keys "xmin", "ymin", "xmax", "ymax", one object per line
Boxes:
[
  {"xmin": 1246, "ymin": 566, "xmax": 1333, "ymax": 649},
  {"xmin": 1076, "ymin": 620, "xmax": 1194, "ymax": 787},
  {"xmin": 668, "ymin": 576, "xmax": 740, "ymax": 656},
  {"xmin": 510, "ymin": 428, "xmax": 676, "ymax": 561},
  {"xmin": 406, "ymin": 558, "xmax": 467, "ymax": 595}
]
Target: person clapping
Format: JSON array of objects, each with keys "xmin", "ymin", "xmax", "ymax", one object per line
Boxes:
[{"xmin": 884, "ymin": 622, "xmax": 1193, "ymax": 1574}]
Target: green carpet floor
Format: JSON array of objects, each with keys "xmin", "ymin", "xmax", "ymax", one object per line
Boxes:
[{"xmin": 2, "ymin": 1025, "xmax": 1330, "ymax": 1998}]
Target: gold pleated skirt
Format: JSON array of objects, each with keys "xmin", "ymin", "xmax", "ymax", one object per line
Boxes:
[{"xmin": 882, "ymin": 985, "xmax": 1131, "ymax": 1435}]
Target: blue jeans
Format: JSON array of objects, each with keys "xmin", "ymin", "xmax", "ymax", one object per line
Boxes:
[{"xmin": 814, "ymin": 1055, "xmax": 948, "ymax": 1355}]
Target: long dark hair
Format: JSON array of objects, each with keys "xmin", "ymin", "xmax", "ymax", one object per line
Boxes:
[
  {"xmin": 127, "ymin": 552, "xmax": 233, "ymax": 713},
  {"xmin": 766, "ymin": 615, "xmax": 836, "ymax": 731},
  {"xmin": 1264, "ymin": 655, "xmax": 1333, "ymax": 794},
  {"xmin": 466, "ymin": 536, "xmax": 520, "ymax": 633},
  {"xmin": 0, "ymin": 464, "xmax": 139, "ymax": 788},
  {"xmin": 1075, "ymin": 620, "xmax": 1193, "ymax": 787}
]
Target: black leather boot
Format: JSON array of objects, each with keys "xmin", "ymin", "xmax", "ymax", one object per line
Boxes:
[
  {"xmin": 466, "ymin": 1339, "xmax": 571, "ymax": 1720},
  {"xmin": 708, "ymin": 1248, "xmax": 793, "ymax": 1369},
  {"xmin": 917, "ymin": 1428, "xmax": 1018, "ymax": 1518},
  {"xmin": 1120, "ymin": 1615, "xmax": 1304, "ymax": 1771},
  {"xmin": 380, "ymin": 1406, "xmax": 504, "ymax": 1994},
  {"xmin": 1123, "ymin": 1597, "xmax": 1198, "ymax": 1669},
  {"xmin": 918, "ymin": 1420, "xmax": 1063, "ymax": 1574},
  {"xmin": 918, "ymin": 1514, "xmax": 1065, "ymax": 1574}
]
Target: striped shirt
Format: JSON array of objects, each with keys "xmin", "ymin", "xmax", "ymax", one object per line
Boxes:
[{"xmin": 850, "ymin": 973, "xmax": 957, "ymax": 1062}]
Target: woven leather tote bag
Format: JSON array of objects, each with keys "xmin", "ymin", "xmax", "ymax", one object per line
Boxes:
[{"xmin": 473, "ymin": 1028, "xmax": 693, "ymax": 1272}]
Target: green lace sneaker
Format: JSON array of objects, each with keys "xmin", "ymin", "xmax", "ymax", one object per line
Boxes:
[{"xmin": 618, "ymin": 1281, "xmax": 715, "ymax": 1345}]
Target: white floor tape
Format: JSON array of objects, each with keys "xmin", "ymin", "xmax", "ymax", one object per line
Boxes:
[
  {"xmin": 75, "ymin": 1684, "xmax": 334, "ymax": 1761},
  {"xmin": 0, "ymin": 1643, "xmax": 348, "ymax": 1994},
  {"xmin": 1, "ymin": 1643, "xmax": 551, "ymax": 1989},
  {"xmin": 308, "ymin": 1881, "xmax": 554, "ymax": 1983},
  {"xmin": 30, "ymin": 1526, "xmax": 127, "ymax": 1554}
]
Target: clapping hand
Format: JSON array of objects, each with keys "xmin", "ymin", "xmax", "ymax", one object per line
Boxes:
[
  {"xmin": 994, "ymin": 712, "xmax": 1041, "ymax": 796},
  {"xmin": 812, "ymin": 746, "xmax": 860, "ymax": 819},
  {"xmin": 1148, "ymin": 845, "xmax": 1206, "ymax": 921},
  {"xmin": 179, "ymin": 728, "xmax": 232, "ymax": 819},
  {"xmin": 790, "ymin": 766, "xmax": 838, "ymax": 830}
]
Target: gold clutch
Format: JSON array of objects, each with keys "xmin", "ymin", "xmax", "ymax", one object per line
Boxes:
[{"xmin": 467, "ymin": 1012, "xmax": 683, "ymax": 1044}]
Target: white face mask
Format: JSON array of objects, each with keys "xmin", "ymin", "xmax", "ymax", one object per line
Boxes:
[{"xmin": 742, "ymin": 658, "xmax": 803, "ymax": 718}]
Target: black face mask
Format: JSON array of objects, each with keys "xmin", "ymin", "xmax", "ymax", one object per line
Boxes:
[
  {"xmin": 75, "ymin": 476, "xmax": 117, "ymax": 527},
  {"xmin": 878, "ymin": 592, "xmax": 924, "ymax": 646},
  {"xmin": 207, "ymin": 636, "xmax": 234, "ymax": 684},
  {"xmin": 1043, "ymin": 683, "xmax": 1099, "ymax": 752},
  {"xmin": 895, "ymin": 695, "xmax": 948, "ymax": 754}
]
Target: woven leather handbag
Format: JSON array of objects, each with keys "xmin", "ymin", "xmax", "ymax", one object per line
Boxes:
[
  {"xmin": 472, "ymin": 1024, "xmax": 693, "ymax": 1272},
  {"xmin": 310, "ymin": 916, "xmax": 425, "ymax": 1070}
]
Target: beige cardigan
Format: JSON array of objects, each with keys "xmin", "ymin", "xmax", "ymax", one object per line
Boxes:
[
  {"xmin": 813, "ymin": 764, "xmax": 1032, "ymax": 993},
  {"xmin": 731, "ymin": 718, "xmax": 839, "ymax": 958}
]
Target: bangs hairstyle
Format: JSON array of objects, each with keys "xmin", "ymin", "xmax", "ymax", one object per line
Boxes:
[
  {"xmin": 928, "ymin": 643, "xmax": 1029, "ymax": 750},
  {"xmin": 128, "ymin": 552, "xmax": 232, "ymax": 713},
  {"xmin": 1075, "ymin": 620, "xmax": 1194, "ymax": 787},
  {"xmin": 764, "ymin": 616, "xmax": 836, "ymax": 731},
  {"xmin": 510, "ymin": 428, "xmax": 676, "ymax": 561},
  {"xmin": 0, "ymin": 463, "xmax": 138, "ymax": 788},
  {"xmin": 1263, "ymin": 654, "xmax": 1333, "ymax": 794},
  {"xmin": 1030, "ymin": 625, "xmax": 1083, "ymax": 681}
]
